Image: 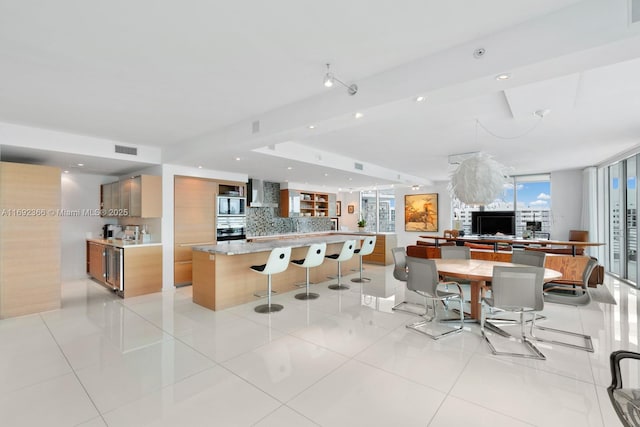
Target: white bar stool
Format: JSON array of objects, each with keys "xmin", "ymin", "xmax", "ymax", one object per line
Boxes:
[
  {"xmin": 325, "ymin": 240, "xmax": 356, "ymax": 290},
  {"xmin": 291, "ymin": 243, "xmax": 327, "ymax": 300},
  {"xmin": 351, "ymin": 236, "xmax": 377, "ymax": 283},
  {"xmin": 250, "ymin": 247, "xmax": 291, "ymax": 313}
]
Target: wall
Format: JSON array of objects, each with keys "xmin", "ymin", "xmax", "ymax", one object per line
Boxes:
[
  {"xmin": 395, "ymin": 182, "xmax": 452, "ymax": 248},
  {"xmin": 60, "ymin": 172, "xmax": 118, "ymax": 280},
  {"xmin": 338, "ymin": 192, "xmax": 361, "ymax": 231},
  {"xmin": 550, "ymin": 169, "xmax": 583, "ymax": 240}
]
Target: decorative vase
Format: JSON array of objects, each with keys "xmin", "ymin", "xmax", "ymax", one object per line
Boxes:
[{"xmin": 358, "ymin": 227, "xmax": 365, "ymax": 232}]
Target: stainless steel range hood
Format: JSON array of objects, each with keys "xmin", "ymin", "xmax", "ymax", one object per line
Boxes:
[{"xmin": 247, "ymin": 178, "xmax": 278, "ymax": 208}]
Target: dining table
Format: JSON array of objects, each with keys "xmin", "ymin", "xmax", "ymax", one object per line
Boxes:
[{"xmin": 434, "ymin": 259, "xmax": 563, "ymax": 321}]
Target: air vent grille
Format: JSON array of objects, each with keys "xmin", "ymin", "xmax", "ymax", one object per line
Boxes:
[
  {"xmin": 115, "ymin": 145, "xmax": 138, "ymax": 155},
  {"xmin": 354, "ymin": 162, "xmax": 364, "ymax": 171}
]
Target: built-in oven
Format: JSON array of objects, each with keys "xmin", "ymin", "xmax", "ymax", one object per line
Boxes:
[
  {"xmin": 217, "ymin": 196, "xmax": 246, "ymax": 216},
  {"xmin": 216, "ymin": 216, "xmax": 246, "ymax": 241}
]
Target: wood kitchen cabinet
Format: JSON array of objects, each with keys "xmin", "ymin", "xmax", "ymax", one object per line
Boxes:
[
  {"xmin": 362, "ymin": 233, "xmax": 397, "ymax": 265},
  {"xmin": 173, "ymin": 176, "xmax": 217, "ymax": 286},
  {"xmin": 87, "ymin": 241, "xmax": 106, "ymax": 281},
  {"xmin": 100, "ymin": 175, "xmax": 162, "ymax": 217},
  {"xmin": 0, "ymin": 162, "xmax": 61, "ymax": 319}
]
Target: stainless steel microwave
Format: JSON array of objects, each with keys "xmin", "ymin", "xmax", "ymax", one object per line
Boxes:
[{"xmin": 217, "ymin": 196, "xmax": 246, "ymax": 216}]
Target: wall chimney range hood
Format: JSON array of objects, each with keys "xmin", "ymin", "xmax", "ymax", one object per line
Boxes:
[{"xmin": 247, "ymin": 178, "xmax": 278, "ymax": 208}]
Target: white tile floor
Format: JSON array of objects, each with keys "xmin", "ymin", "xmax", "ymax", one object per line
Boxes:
[{"xmin": 0, "ymin": 264, "xmax": 635, "ymax": 426}]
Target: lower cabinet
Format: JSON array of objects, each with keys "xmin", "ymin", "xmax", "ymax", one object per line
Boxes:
[
  {"xmin": 86, "ymin": 240, "xmax": 162, "ymax": 298},
  {"xmin": 362, "ymin": 234, "xmax": 397, "ymax": 265}
]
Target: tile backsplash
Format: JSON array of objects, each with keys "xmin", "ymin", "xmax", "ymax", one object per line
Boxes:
[{"xmin": 246, "ymin": 181, "xmax": 331, "ymax": 236}]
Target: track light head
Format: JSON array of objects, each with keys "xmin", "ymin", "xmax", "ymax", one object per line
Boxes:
[{"xmin": 323, "ymin": 63, "xmax": 357, "ymax": 96}]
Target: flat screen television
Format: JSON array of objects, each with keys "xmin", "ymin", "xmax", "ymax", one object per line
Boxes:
[{"xmin": 471, "ymin": 211, "xmax": 516, "ymax": 236}]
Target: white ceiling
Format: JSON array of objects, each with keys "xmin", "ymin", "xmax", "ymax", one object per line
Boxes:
[{"xmin": 1, "ymin": 0, "xmax": 639, "ymax": 188}]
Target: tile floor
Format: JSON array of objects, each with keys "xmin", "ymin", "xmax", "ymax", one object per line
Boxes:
[{"xmin": 0, "ymin": 264, "xmax": 635, "ymax": 426}]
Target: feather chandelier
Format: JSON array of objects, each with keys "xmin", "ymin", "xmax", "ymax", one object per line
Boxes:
[{"xmin": 449, "ymin": 153, "xmax": 509, "ymax": 205}]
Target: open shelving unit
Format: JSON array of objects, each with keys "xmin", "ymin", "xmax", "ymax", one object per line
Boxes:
[{"xmin": 300, "ymin": 192, "xmax": 329, "ymax": 217}]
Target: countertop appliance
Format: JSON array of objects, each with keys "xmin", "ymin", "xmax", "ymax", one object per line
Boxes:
[
  {"xmin": 102, "ymin": 224, "xmax": 122, "ymax": 239},
  {"xmin": 217, "ymin": 195, "xmax": 246, "ymax": 216},
  {"xmin": 216, "ymin": 216, "xmax": 246, "ymax": 241}
]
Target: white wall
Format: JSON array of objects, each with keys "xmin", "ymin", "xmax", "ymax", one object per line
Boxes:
[
  {"xmin": 338, "ymin": 192, "xmax": 361, "ymax": 230},
  {"xmin": 395, "ymin": 182, "xmax": 452, "ymax": 248},
  {"xmin": 60, "ymin": 172, "xmax": 118, "ymax": 280},
  {"xmin": 550, "ymin": 169, "xmax": 584, "ymax": 240}
]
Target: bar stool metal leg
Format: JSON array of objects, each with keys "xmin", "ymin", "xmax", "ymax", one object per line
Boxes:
[
  {"xmin": 295, "ymin": 267, "xmax": 319, "ymax": 300},
  {"xmin": 351, "ymin": 255, "xmax": 370, "ymax": 283},
  {"xmin": 255, "ymin": 274, "xmax": 283, "ymax": 313},
  {"xmin": 329, "ymin": 261, "xmax": 349, "ymax": 290}
]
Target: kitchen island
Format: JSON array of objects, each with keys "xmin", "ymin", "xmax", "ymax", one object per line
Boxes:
[
  {"xmin": 86, "ymin": 238, "xmax": 162, "ymax": 298},
  {"xmin": 192, "ymin": 234, "xmax": 366, "ymax": 311}
]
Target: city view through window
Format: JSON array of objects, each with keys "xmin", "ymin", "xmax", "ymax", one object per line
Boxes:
[{"xmin": 453, "ymin": 175, "xmax": 552, "ymax": 238}]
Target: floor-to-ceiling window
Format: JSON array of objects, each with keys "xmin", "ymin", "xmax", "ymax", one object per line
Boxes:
[
  {"xmin": 360, "ymin": 189, "xmax": 395, "ymax": 233},
  {"xmin": 606, "ymin": 156, "xmax": 640, "ymax": 286}
]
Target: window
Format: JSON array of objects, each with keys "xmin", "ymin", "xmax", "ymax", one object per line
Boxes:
[
  {"xmin": 453, "ymin": 174, "xmax": 551, "ymax": 237},
  {"xmin": 360, "ymin": 189, "xmax": 396, "ymax": 232}
]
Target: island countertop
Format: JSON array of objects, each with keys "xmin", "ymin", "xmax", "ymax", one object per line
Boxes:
[{"xmin": 193, "ymin": 233, "xmax": 369, "ymax": 256}]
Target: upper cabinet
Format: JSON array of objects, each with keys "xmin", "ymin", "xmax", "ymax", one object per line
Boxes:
[
  {"xmin": 280, "ymin": 190, "xmax": 334, "ymax": 217},
  {"xmin": 101, "ymin": 175, "xmax": 162, "ymax": 218}
]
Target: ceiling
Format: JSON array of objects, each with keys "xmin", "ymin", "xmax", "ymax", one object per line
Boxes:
[{"xmin": 1, "ymin": 0, "xmax": 639, "ymax": 189}]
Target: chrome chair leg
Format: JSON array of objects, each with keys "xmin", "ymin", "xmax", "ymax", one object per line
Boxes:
[
  {"xmin": 529, "ymin": 312, "xmax": 594, "ymax": 352},
  {"xmin": 480, "ymin": 304, "xmax": 546, "ymax": 360}
]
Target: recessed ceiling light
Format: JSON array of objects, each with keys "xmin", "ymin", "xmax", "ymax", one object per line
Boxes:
[
  {"xmin": 287, "ymin": 166, "xmax": 293, "ymax": 170},
  {"xmin": 324, "ymin": 173, "xmax": 328, "ymax": 177},
  {"xmin": 308, "ymin": 125, "xmax": 316, "ymax": 129},
  {"xmin": 495, "ymin": 73, "xmax": 511, "ymax": 81},
  {"xmin": 235, "ymin": 157, "xmax": 241, "ymax": 161},
  {"xmin": 348, "ymin": 178, "xmax": 352, "ymax": 181},
  {"xmin": 63, "ymin": 170, "xmax": 69, "ymax": 174},
  {"xmin": 198, "ymin": 165, "xmax": 203, "ymax": 169},
  {"xmin": 415, "ymin": 96, "xmax": 425, "ymax": 102},
  {"xmin": 354, "ymin": 112, "xmax": 364, "ymax": 119},
  {"xmin": 77, "ymin": 163, "xmax": 84, "ymax": 167},
  {"xmin": 338, "ymin": 188, "xmax": 342, "ymax": 191}
]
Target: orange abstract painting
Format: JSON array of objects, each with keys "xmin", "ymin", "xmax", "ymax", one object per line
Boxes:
[{"xmin": 404, "ymin": 193, "xmax": 438, "ymax": 232}]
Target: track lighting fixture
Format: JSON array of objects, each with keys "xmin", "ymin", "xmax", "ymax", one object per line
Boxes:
[{"xmin": 323, "ymin": 63, "xmax": 358, "ymax": 96}]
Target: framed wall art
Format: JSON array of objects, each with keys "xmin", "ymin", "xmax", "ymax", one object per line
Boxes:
[
  {"xmin": 336, "ymin": 201, "xmax": 341, "ymax": 216},
  {"xmin": 404, "ymin": 193, "xmax": 438, "ymax": 232},
  {"xmin": 347, "ymin": 204, "xmax": 355, "ymax": 214}
]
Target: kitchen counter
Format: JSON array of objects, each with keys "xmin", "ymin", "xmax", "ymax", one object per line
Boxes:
[
  {"xmin": 192, "ymin": 233, "xmax": 365, "ymax": 310},
  {"xmin": 195, "ymin": 233, "xmax": 368, "ymax": 255},
  {"xmin": 87, "ymin": 238, "xmax": 162, "ymax": 248}
]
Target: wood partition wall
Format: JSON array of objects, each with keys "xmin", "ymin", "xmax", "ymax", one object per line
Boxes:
[{"xmin": 0, "ymin": 162, "xmax": 61, "ymax": 318}]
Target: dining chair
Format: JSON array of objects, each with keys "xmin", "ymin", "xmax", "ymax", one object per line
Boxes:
[
  {"xmin": 528, "ymin": 258, "xmax": 599, "ymax": 352},
  {"xmin": 404, "ymin": 256, "xmax": 464, "ymax": 339},
  {"xmin": 291, "ymin": 243, "xmax": 326, "ymax": 300},
  {"xmin": 512, "ymin": 249, "xmax": 547, "ymax": 267},
  {"xmin": 480, "ymin": 266, "xmax": 546, "ymax": 360},
  {"xmin": 391, "ymin": 247, "xmax": 426, "ymax": 315},
  {"xmin": 608, "ymin": 350, "xmax": 640, "ymax": 427},
  {"xmin": 325, "ymin": 239, "xmax": 356, "ymax": 290},
  {"xmin": 250, "ymin": 246, "xmax": 291, "ymax": 313},
  {"xmin": 440, "ymin": 245, "xmax": 470, "ymax": 259}
]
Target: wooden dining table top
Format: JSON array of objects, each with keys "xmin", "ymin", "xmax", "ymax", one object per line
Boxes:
[{"xmin": 434, "ymin": 258, "xmax": 563, "ymax": 283}]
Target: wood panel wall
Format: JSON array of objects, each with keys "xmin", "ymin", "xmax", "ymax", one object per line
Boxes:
[{"xmin": 0, "ymin": 162, "xmax": 61, "ymax": 318}]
